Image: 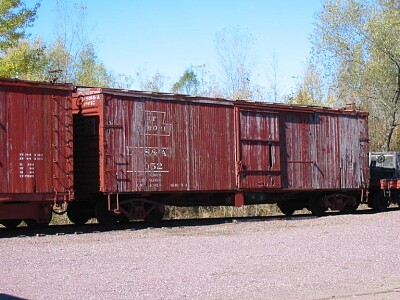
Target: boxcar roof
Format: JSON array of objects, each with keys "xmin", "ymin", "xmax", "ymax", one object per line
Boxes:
[
  {"xmin": 0, "ymin": 78, "xmax": 74, "ymax": 91},
  {"xmin": 75, "ymin": 86, "xmax": 368, "ymax": 116}
]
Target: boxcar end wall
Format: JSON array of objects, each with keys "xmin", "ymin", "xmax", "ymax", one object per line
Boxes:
[{"xmin": 0, "ymin": 79, "xmax": 74, "ymax": 225}]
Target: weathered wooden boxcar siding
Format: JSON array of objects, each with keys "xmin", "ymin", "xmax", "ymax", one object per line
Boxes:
[
  {"xmin": 102, "ymin": 95, "xmax": 235, "ymax": 193},
  {"xmin": 187, "ymin": 103, "xmax": 235, "ymax": 190},
  {"xmin": 280, "ymin": 110, "xmax": 368, "ymax": 190},
  {"xmin": 0, "ymin": 91, "xmax": 7, "ymax": 192},
  {"xmin": 339, "ymin": 114, "xmax": 369, "ymax": 188},
  {"xmin": 281, "ymin": 112, "xmax": 316, "ymax": 189},
  {"xmin": 0, "ymin": 82, "xmax": 74, "ymax": 199},
  {"xmin": 359, "ymin": 116, "xmax": 369, "ymax": 187},
  {"xmin": 314, "ymin": 113, "xmax": 340, "ymax": 189},
  {"xmin": 102, "ymin": 95, "xmax": 134, "ymax": 193},
  {"xmin": 238, "ymin": 110, "xmax": 281, "ymax": 189}
]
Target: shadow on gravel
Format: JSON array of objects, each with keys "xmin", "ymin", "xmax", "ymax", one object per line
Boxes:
[
  {"xmin": 0, "ymin": 214, "xmax": 315, "ymax": 239},
  {"xmin": 0, "ymin": 206, "xmax": 398, "ymax": 239},
  {"xmin": 0, "ymin": 294, "xmax": 28, "ymax": 300},
  {"xmin": 353, "ymin": 206, "xmax": 400, "ymax": 215}
]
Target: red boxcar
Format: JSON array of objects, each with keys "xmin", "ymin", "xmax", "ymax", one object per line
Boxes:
[
  {"xmin": 0, "ymin": 79, "xmax": 74, "ymax": 227},
  {"xmin": 70, "ymin": 87, "xmax": 369, "ymax": 225}
]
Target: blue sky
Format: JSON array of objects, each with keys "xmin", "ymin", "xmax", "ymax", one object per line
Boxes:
[{"xmin": 27, "ymin": 0, "xmax": 322, "ymax": 96}]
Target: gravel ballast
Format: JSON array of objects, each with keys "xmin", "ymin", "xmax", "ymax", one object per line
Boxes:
[{"xmin": 1, "ymin": 210, "xmax": 400, "ymax": 299}]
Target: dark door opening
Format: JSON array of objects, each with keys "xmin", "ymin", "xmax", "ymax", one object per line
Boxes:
[{"xmin": 73, "ymin": 115, "xmax": 100, "ymax": 196}]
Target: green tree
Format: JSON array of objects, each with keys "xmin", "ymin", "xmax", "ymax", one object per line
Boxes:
[
  {"xmin": 0, "ymin": 0, "xmax": 39, "ymax": 51},
  {"xmin": 50, "ymin": 0, "xmax": 89, "ymax": 82},
  {"xmin": 172, "ymin": 67, "xmax": 199, "ymax": 95},
  {"xmin": 171, "ymin": 64, "xmax": 223, "ymax": 98},
  {"xmin": 75, "ymin": 43, "xmax": 112, "ymax": 87},
  {"xmin": 137, "ymin": 71, "xmax": 168, "ymax": 92},
  {"xmin": 0, "ymin": 38, "xmax": 46, "ymax": 79},
  {"xmin": 44, "ymin": 40, "xmax": 73, "ymax": 81},
  {"xmin": 289, "ymin": 63, "xmax": 332, "ymax": 106},
  {"xmin": 312, "ymin": 0, "xmax": 400, "ymax": 150},
  {"xmin": 0, "ymin": 0, "xmax": 41, "ymax": 79},
  {"xmin": 0, "ymin": 1, "xmax": 115, "ymax": 86}
]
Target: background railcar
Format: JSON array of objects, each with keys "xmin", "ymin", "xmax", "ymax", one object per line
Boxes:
[
  {"xmin": 369, "ymin": 151, "xmax": 400, "ymax": 210},
  {"xmin": 0, "ymin": 79, "xmax": 74, "ymax": 228},
  {"xmin": 69, "ymin": 87, "xmax": 369, "ymax": 225}
]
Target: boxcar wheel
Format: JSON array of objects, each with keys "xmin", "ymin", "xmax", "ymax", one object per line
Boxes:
[
  {"xmin": 25, "ymin": 219, "xmax": 38, "ymax": 228},
  {"xmin": 144, "ymin": 206, "xmax": 165, "ymax": 224},
  {"xmin": 24, "ymin": 218, "xmax": 51, "ymax": 228},
  {"xmin": 67, "ymin": 201, "xmax": 92, "ymax": 225},
  {"xmin": 277, "ymin": 202, "xmax": 295, "ymax": 216},
  {"xmin": 374, "ymin": 193, "xmax": 389, "ymax": 212},
  {"xmin": 367, "ymin": 193, "xmax": 376, "ymax": 209},
  {"xmin": 95, "ymin": 199, "xmax": 118, "ymax": 226},
  {"xmin": 340, "ymin": 202, "xmax": 359, "ymax": 214},
  {"xmin": 309, "ymin": 198, "xmax": 325, "ymax": 217},
  {"xmin": 1, "ymin": 219, "xmax": 22, "ymax": 228},
  {"xmin": 340, "ymin": 198, "xmax": 360, "ymax": 214},
  {"xmin": 118, "ymin": 214, "xmax": 130, "ymax": 224}
]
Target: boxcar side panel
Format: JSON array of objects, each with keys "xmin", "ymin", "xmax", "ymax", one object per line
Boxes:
[
  {"xmin": 281, "ymin": 111, "xmax": 316, "ymax": 189},
  {"xmin": 314, "ymin": 113, "xmax": 340, "ymax": 189},
  {"xmin": 237, "ymin": 109, "xmax": 281, "ymax": 189},
  {"xmin": 101, "ymin": 96, "xmax": 236, "ymax": 193},
  {"xmin": 280, "ymin": 109, "xmax": 368, "ymax": 191},
  {"xmin": 359, "ymin": 116, "xmax": 369, "ymax": 187},
  {"xmin": 0, "ymin": 92, "xmax": 7, "ymax": 192},
  {"xmin": 339, "ymin": 114, "xmax": 369, "ymax": 188},
  {"xmin": 186, "ymin": 102, "xmax": 235, "ymax": 191}
]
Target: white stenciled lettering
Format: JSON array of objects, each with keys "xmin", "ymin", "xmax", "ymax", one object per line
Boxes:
[
  {"xmin": 83, "ymin": 100, "xmax": 96, "ymax": 107},
  {"xmin": 17, "ymin": 152, "xmax": 43, "ymax": 178},
  {"xmin": 143, "ymin": 147, "xmax": 169, "ymax": 157},
  {"xmin": 84, "ymin": 95, "xmax": 100, "ymax": 101},
  {"xmin": 146, "ymin": 162, "xmax": 163, "ymax": 171},
  {"xmin": 128, "ymin": 146, "xmax": 169, "ymax": 157},
  {"xmin": 144, "ymin": 111, "xmax": 172, "ymax": 136}
]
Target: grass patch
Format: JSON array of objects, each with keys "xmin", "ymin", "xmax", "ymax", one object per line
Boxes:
[{"xmin": 50, "ymin": 204, "xmax": 298, "ymax": 225}]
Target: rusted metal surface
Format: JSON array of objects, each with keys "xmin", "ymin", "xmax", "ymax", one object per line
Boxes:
[
  {"xmin": 0, "ymin": 79, "xmax": 74, "ymax": 203},
  {"xmin": 73, "ymin": 88, "xmax": 236, "ymax": 194},
  {"xmin": 73, "ymin": 88, "xmax": 369, "ymax": 200}
]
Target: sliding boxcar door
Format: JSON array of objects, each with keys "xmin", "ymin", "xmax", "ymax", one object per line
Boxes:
[{"xmin": 237, "ymin": 109, "xmax": 281, "ymax": 189}]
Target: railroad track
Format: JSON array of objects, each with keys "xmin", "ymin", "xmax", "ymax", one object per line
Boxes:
[{"xmin": 2, "ymin": 206, "xmax": 394, "ymax": 239}]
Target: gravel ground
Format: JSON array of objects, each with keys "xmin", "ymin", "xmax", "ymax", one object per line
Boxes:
[{"xmin": 1, "ymin": 210, "xmax": 400, "ymax": 300}]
